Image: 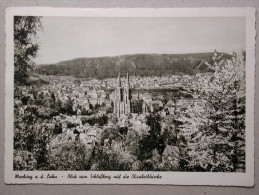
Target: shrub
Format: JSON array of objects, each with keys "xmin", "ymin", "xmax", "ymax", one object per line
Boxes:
[{"xmin": 48, "ymin": 135, "xmax": 91, "ymax": 170}]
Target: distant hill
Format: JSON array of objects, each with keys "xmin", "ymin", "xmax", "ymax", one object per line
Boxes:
[{"xmin": 34, "ymin": 53, "xmax": 232, "ymax": 79}]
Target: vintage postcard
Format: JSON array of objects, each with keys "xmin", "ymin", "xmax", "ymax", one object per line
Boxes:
[{"xmin": 5, "ymin": 8, "xmax": 255, "ymax": 185}]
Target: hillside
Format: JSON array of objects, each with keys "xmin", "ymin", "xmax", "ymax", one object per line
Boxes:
[{"xmin": 34, "ymin": 53, "xmax": 232, "ymax": 79}]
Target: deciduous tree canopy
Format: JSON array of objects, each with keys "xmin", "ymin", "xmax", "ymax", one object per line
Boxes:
[{"xmin": 14, "ymin": 16, "xmax": 42, "ymax": 85}]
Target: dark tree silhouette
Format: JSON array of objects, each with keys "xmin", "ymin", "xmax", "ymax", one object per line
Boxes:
[
  {"xmin": 14, "ymin": 16, "xmax": 42, "ymax": 86},
  {"xmin": 64, "ymin": 97, "xmax": 74, "ymax": 115}
]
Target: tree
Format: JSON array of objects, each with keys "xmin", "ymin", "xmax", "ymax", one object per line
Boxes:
[
  {"xmin": 178, "ymin": 51, "xmax": 246, "ymax": 172},
  {"xmin": 54, "ymin": 98, "xmax": 62, "ymax": 112},
  {"xmin": 92, "ymin": 140, "xmax": 135, "ymax": 171},
  {"xmin": 89, "ymin": 103, "xmax": 93, "ymax": 110},
  {"xmin": 14, "ymin": 16, "xmax": 42, "ymax": 86},
  {"xmin": 81, "ymin": 107, "xmax": 88, "ymax": 115},
  {"xmin": 74, "ymin": 79, "xmax": 81, "ymax": 86},
  {"xmin": 146, "ymin": 114, "xmax": 161, "ymax": 138},
  {"xmin": 51, "ymin": 93, "xmax": 56, "ymax": 105},
  {"xmin": 48, "ymin": 135, "xmax": 91, "ymax": 170},
  {"xmin": 94, "ymin": 103, "xmax": 100, "ymax": 110},
  {"xmin": 64, "ymin": 97, "xmax": 74, "ymax": 115},
  {"xmin": 38, "ymin": 92, "xmax": 44, "ymax": 101},
  {"xmin": 138, "ymin": 114, "xmax": 166, "ymax": 161},
  {"xmin": 14, "ymin": 107, "xmax": 51, "ymax": 170}
]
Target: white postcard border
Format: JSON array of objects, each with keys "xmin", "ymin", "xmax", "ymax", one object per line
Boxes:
[{"xmin": 5, "ymin": 7, "xmax": 255, "ymax": 186}]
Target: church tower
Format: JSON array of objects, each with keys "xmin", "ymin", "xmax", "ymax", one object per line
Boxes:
[
  {"xmin": 114, "ymin": 73, "xmax": 122, "ymax": 117},
  {"xmin": 114, "ymin": 72, "xmax": 131, "ymax": 117},
  {"xmin": 124, "ymin": 72, "xmax": 131, "ymax": 114}
]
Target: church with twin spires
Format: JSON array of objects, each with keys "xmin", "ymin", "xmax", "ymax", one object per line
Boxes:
[{"xmin": 113, "ymin": 72, "xmax": 149, "ymax": 117}]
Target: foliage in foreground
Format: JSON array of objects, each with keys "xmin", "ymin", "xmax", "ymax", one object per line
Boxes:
[
  {"xmin": 14, "ymin": 16, "xmax": 42, "ymax": 86},
  {"xmin": 48, "ymin": 135, "xmax": 91, "ymax": 170},
  {"xmin": 177, "ymin": 52, "xmax": 246, "ymax": 172}
]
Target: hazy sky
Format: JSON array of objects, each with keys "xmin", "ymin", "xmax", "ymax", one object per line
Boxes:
[{"xmin": 34, "ymin": 17, "xmax": 246, "ymax": 65}]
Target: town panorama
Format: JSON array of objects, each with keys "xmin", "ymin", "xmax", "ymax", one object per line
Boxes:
[{"xmin": 13, "ymin": 16, "xmax": 246, "ymax": 173}]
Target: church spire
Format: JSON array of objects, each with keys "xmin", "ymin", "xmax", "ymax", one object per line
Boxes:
[
  {"xmin": 117, "ymin": 72, "xmax": 121, "ymax": 87},
  {"xmin": 126, "ymin": 71, "xmax": 130, "ymax": 89}
]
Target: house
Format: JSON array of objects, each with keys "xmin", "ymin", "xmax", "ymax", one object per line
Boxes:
[
  {"xmin": 14, "ymin": 100, "xmax": 23, "ymax": 107},
  {"xmin": 159, "ymin": 109, "xmax": 169, "ymax": 117},
  {"xmin": 18, "ymin": 107, "xmax": 25, "ymax": 115},
  {"xmin": 166, "ymin": 99, "xmax": 175, "ymax": 107},
  {"xmin": 87, "ymin": 90, "xmax": 98, "ymax": 98},
  {"xmin": 149, "ymin": 101, "xmax": 163, "ymax": 113},
  {"xmin": 166, "ymin": 106, "xmax": 175, "ymax": 115},
  {"xmin": 62, "ymin": 123, "xmax": 67, "ymax": 129},
  {"xmin": 42, "ymin": 89, "xmax": 49, "ymax": 96},
  {"xmin": 87, "ymin": 130, "xmax": 96, "ymax": 139},
  {"xmin": 79, "ymin": 133, "xmax": 88, "ymax": 144},
  {"xmin": 77, "ymin": 109, "xmax": 82, "ymax": 115},
  {"xmin": 26, "ymin": 93, "xmax": 35, "ymax": 100},
  {"xmin": 151, "ymin": 100, "xmax": 163, "ymax": 107}
]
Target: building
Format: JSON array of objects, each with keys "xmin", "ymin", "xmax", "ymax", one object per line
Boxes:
[
  {"xmin": 113, "ymin": 72, "xmax": 149, "ymax": 117},
  {"xmin": 113, "ymin": 72, "xmax": 131, "ymax": 117}
]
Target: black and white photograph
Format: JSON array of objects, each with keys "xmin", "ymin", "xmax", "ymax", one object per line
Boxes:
[{"xmin": 5, "ymin": 8, "xmax": 255, "ymax": 185}]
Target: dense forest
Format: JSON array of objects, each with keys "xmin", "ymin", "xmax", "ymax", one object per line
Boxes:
[{"xmin": 34, "ymin": 53, "xmax": 232, "ymax": 79}]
